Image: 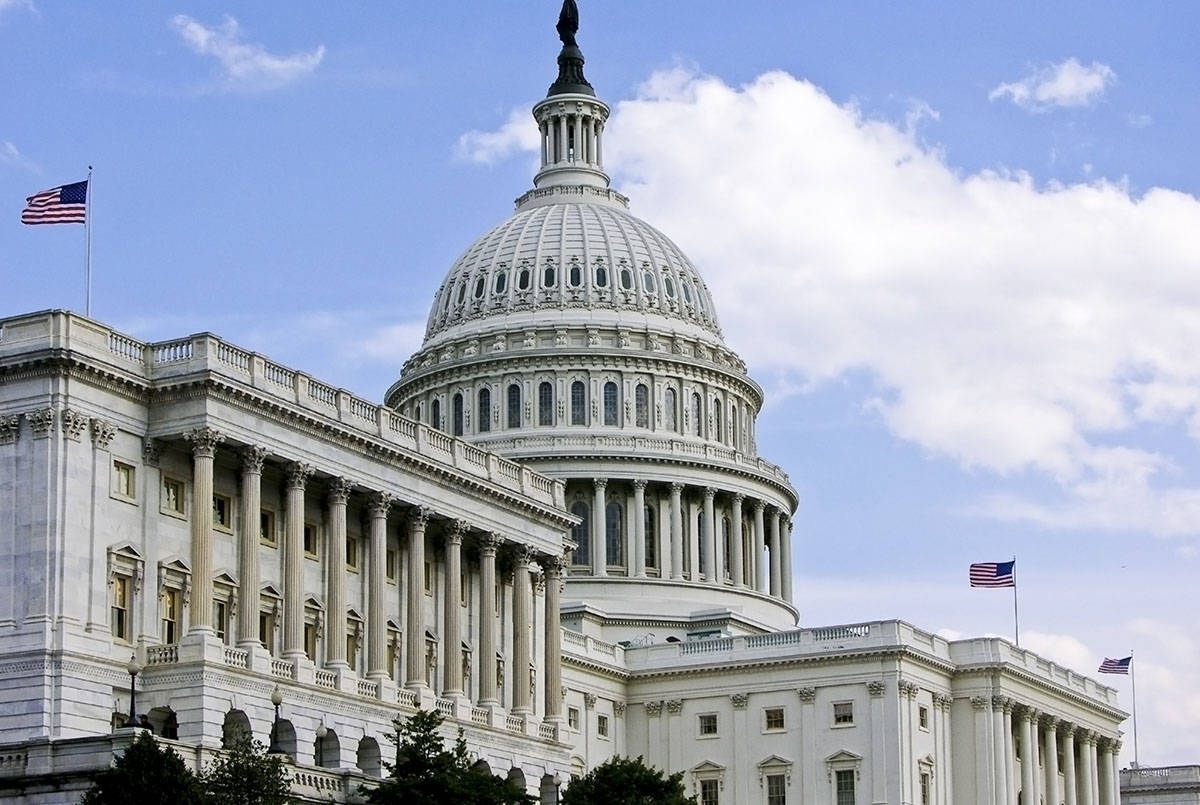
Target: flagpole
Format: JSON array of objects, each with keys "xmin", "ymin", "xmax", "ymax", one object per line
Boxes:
[
  {"xmin": 1130, "ymin": 650, "xmax": 1139, "ymax": 767},
  {"xmin": 1011, "ymin": 555, "xmax": 1019, "ymax": 646},
  {"xmin": 85, "ymin": 166, "xmax": 92, "ymax": 317}
]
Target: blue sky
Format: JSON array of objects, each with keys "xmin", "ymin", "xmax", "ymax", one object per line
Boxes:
[{"xmin": 4, "ymin": 1, "xmax": 1199, "ymax": 765}]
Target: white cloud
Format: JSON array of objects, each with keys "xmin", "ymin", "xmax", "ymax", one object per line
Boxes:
[
  {"xmin": 0, "ymin": 0, "xmax": 34, "ymax": 21},
  {"xmin": 456, "ymin": 106, "xmax": 541, "ymax": 166},
  {"xmin": 990, "ymin": 58, "xmax": 1116, "ymax": 111},
  {"xmin": 171, "ymin": 14, "xmax": 324, "ymax": 92},
  {"xmin": 0, "ymin": 140, "xmax": 39, "ymax": 174}
]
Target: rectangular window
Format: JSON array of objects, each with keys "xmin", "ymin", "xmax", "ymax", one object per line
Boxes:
[
  {"xmin": 259, "ymin": 611, "xmax": 275, "ymax": 654},
  {"xmin": 111, "ymin": 575, "xmax": 131, "ymax": 641},
  {"xmin": 260, "ymin": 510, "xmax": 276, "ymax": 546},
  {"xmin": 568, "ymin": 707, "xmax": 580, "ymax": 729},
  {"xmin": 920, "ymin": 772, "xmax": 930, "ymax": 805},
  {"xmin": 212, "ymin": 494, "xmax": 232, "ymax": 530},
  {"xmin": 765, "ymin": 707, "xmax": 785, "ymax": 731},
  {"xmin": 162, "ymin": 477, "xmax": 185, "ymax": 515},
  {"xmin": 386, "ymin": 548, "xmax": 398, "ymax": 582},
  {"xmin": 698, "ymin": 713, "xmax": 718, "ymax": 736},
  {"xmin": 835, "ymin": 770, "xmax": 855, "ymax": 805},
  {"xmin": 833, "ymin": 702, "xmax": 854, "ymax": 725},
  {"xmin": 113, "ymin": 461, "xmax": 136, "ymax": 500},
  {"xmin": 918, "ymin": 705, "xmax": 929, "ymax": 730},
  {"xmin": 460, "ymin": 571, "xmax": 468, "ymax": 606},
  {"xmin": 304, "ymin": 622, "xmax": 318, "ymax": 660},
  {"xmin": 213, "ymin": 600, "xmax": 228, "ymax": 644},
  {"xmin": 767, "ymin": 774, "xmax": 786, "ymax": 805},
  {"xmin": 597, "ymin": 714, "xmax": 609, "ymax": 737},
  {"xmin": 346, "ymin": 536, "xmax": 359, "ymax": 570},
  {"xmin": 700, "ymin": 779, "xmax": 719, "ymax": 805},
  {"xmin": 425, "ymin": 561, "xmax": 433, "ymax": 595},
  {"xmin": 161, "ymin": 588, "xmax": 180, "ymax": 644},
  {"xmin": 346, "ymin": 633, "xmax": 358, "ymax": 671},
  {"xmin": 304, "ymin": 524, "xmax": 318, "ymax": 557}
]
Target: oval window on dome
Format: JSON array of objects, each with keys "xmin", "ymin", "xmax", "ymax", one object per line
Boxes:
[
  {"xmin": 697, "ymin": 290, "xmax": 707, "ymax": 312},
  {"xmin": 664, "ymin": 276, "xmax": 675, "ymax": 298},
  {"xmin": 518, "ymin": 266, "xmax": 531, "ymax": 290},
  {"xmin": 569, "ymin": 263, "xmax": 582, "ymax": 287},
  {"xmin": 494, "ymin": 272, "xmax": 508, "ymax": 294},
  {"xmin": 543, "ymin": 264, "xmax": 556, "ymax": 287},
  {"xmin": 643, "ymin": 270, "xmax": 657, "ymax": 293},
  {"xmin": 595, "ymin": 265, "xmax": 608, "ymax": 288},
  {"xmin": 456, "ymin": 282, "xmax": 467, "ymax": 306},
  {"xmin": 681, "ymin": 281, "xmax": 693, "ymax": 304},
  {"xmin": 474, "ymin": 276, "xmax": 485, "ymax": 298},
  {"xmin": 620, "ymin": 268, "xmax": 633, "ymax": 291}
]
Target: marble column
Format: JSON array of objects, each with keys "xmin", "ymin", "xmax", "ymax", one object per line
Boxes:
[
  {"xmin": 632, "ymin": 480, "xmax": 647, "ymax": 577},
  {"xmin": 324, "ymin": 478, "xmax": 351, "ymax": 668},
  {"xmin": 366, "ymin": 492, "xmax": 393, "ymax": 679},
  {"xmin": 1029, "ymin": 710, "xmax": 1043, "ymax": 805},
  {"xmin": 512, "ymin": 546, "xmax": 533, "ymax": 714},
  {"xmin": 1097, "ymin": 739, "xmax": 1115, "ymax": 805},
  {"xmin": 543, "ymin": 554, "xmax": 566, "ymax": 721},
  {"xmin": 1003, "ymin": 702, "xmax": 1018, "ymax": 805},
  {"xmin": 992, "ymin": 698, "xmax": 1010, "ymax": 805},
  {"xmin": 702, "ymin": 487, "xmax": 717, "ymax": 584},
  {"xmin": 768, "ymin": 509, "xmax": 782, "ymax": 596},
  {"xmin": 405, "ymin": 507, "xmax": 430, "ymax": 690},
  {"xmin": 443, "ymin": 520, "xmax": 466, "ymax": 696},
  {"xmin": 1061, "ymin": 725, "xmax": 1078, "ymax": 805},
  {"xmin": 971, "ymin": 697, "xmax": 994, "ymax": 799},
  {"xmin": 730, "ymin": 494, "xmax": 745, "ymax": 587},
  {"xmin": 1019, "ymin": 709, "xmax": 1036, "ymax": 805},
  {"xmin": 753, "ymin": 501, "xmax": 766, "ymax": 592},
  {"xmin": 283, "ymin": 462, "xmax": 313, "ymax": 659},
  {"xmin": 1077, "ymin": 730, "xmax": 1094, "ymax": 805},
  {"xmin": 478, "ymin": 533, "xmax": 500, "ymax": 706},
  {"xmin": 1044, "ymin": 716, "xmax": 1060, "ymax": 805},
  {"xmin": 780, "ymin": 518, "xmax": 794, "ymax": 604},
  {"xmin": 558, "ymin": 116, "xmax": 567, "ymax": 164},
  {"xmin": 185, "ymin": 427, "xmax": 224, "ymax": 634},
  {"xmin": 592, "ymin": 479, "xmax": 607, "ymax": 576},
  {"xmin": 669, "ymin": 483, "xmax": 684, "ymax": 580},
  {"xmin": 237, "ymin": 446, "xmax": 267, "ymax": 648}
]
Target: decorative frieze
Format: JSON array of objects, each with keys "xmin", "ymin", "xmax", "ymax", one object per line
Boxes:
[
  {"xmin": 796, "ymin": 687, "xmax": 817, "ymax": 703},
  {"xmin": 0, "ymin": 414, "xmax": 20, "ymax": 445},
  {"xmin": 90, "ymin": 418, "xmax": 117, "ymax": 450},
  {"xmin": 61, "ymin": 409, "xmax": 89, "ymax": 442},
  {"xmin": 665, "ymin": 699, "xmax": 683, "ymax": 714},
  {"xmin": 730, "ymin": 693, "xmax": 748, "ymax": 709},
  {"xmin": 644, "ymin": 700, "xmax": 663, "ymax": 717},
  {"xmin": 867, "ymin": 681, "xmax": 886, "ymax": 697},
  {"xmin": 27, "ymin": 407, "xmax": 55, "ymax": 439}
]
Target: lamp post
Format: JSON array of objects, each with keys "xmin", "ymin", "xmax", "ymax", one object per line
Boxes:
[
  {"xmin": 553, "ymin": 772, "xmax": 564, "ymax": 804},
  {"xmin": 315, "ymin": 721, "xmax": 326, "ymax": 767},
  {"xmin": 125, "ymin": 653, "xmax": 142, "ymax": 728},
  {"xmin": 268, "ymin": 685, "xmax": 284, "ymax": 754}
]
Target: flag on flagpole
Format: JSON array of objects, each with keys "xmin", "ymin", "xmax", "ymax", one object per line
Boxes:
[
  {"xmin": 1098, "ymin": 656, "xmax": 1132, "ymax": 674},
  {"xmin": 969, "ymin": 560, "xmax": 1015, "ymax": 588},
  {"xmin": 21, "ymin": 180, "xmax": 88, "ymax": 225}
]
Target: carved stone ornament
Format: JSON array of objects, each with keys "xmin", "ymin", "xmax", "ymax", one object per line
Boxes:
[
  {"xmin": 142, "ymin": 437, "xmax": 161, "ymax": 466},
  {"xmin": 61, "ymin": 409, "xmax": 89, "ymax": 442},
  {"xmin": 583, "ymin": 692, "xmax": 597, "ymax": 708},
  {"xmin": 90, "ymin": 418, "xmax": 117, "ymax": 449},
  {"xmin": 366, "ymin": 490, "xmax": 394, "ymax": 518},
  {"xmin": 933, "ymin": 693, "xmax": 953, "ymax": 709},
  {"xmin": 665, "ymin": 699, "xmax": 683, "ymax": 714},
  {"xmin": 285, "ymin": 461, "xmax": 314, "ymax": 489},
  {"xmin": 479, "ymin": 532, "xmax": 501, "ymax": 555},
  {"xmin": 867, "ymin": 681, "xmax": 886, "ymax": 697},
  {"xmin": 185, "ymin": 426, "xmax": 225, "ymax": 458},
  {"xmin": 796, "ymin": 687, "xmax": 817, "ymax": 703},
  {"xmin": 238, "ymin": 444, "xmax": 267, "ymax": 474},
  {"xmin": 27, "ymin": 407, "xmax": 55, "ymax": 438},
  {"xmin": 644, "ymin": 700, "xmax": 663, "ymax": 717},
  {"xmin": 554, "ymin": 329, "xmax": 568, "ymax": 347},
  {"xmin": 523, "ymin": 330, "xmax": 537, "ymax": 348},
  {"xmin": 899, "ymin": 681, "xmax": 920, "ymax": 699},
  {"xmin": 0, "ymin": 414, "xmax": 19, "ymax": 445},
  {"xmin": 618, "ymin": 330, "xmax": 630, "ymax": 348},
  {"xmin": 730, "ymin": 693, "xmax": 748, "ymax": 709},
  {"xmin": 970, "ymin": 695, "xmax": 990, "ymax": 710},
  {"xmin": 491, "ymin": 334, "xmax": 506, "ymax": 353},
  {"xmin": 408, "ymin": 505, "xmax": 432, "ymax": 531},
  {"xmin": 327, "ymin": 477, "xmax": 353, "ymax": 504}
]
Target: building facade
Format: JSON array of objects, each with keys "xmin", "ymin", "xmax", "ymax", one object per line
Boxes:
[{"xmin": 0, "ymin": 4, "xmax": 1128, "ymax": 804}]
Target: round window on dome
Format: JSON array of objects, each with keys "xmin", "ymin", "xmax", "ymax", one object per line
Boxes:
[
  {"xmin": 494, "ymin": 272, "xmax": 508, "ymax": 294},
  {"xmin": 595, "ymin": 265, "xmax": 608, "ymax": 288}
]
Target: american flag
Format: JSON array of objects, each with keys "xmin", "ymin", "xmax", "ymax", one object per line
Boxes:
[
  {"xmin": 1098, "ymin": 656, "xmax": 1132, "ymax": 675},
  {"xmin": 969, "ymin": 560, "xmax": 1015, "ymax": 588},
  {"xmin": 21, "ymin": 180, "xmax": 87, "ymax": 225}
]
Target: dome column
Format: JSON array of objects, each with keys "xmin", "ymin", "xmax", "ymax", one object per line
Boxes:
[
  {"xmin": 730, "ymin": 494, "xmax": 745, "ymax": 588},
  {"xmin": 591, "ymin": 479, "xmax": 607, "ymax": 576},
  {"xmin": 669, "ymin": 483, "xmax": 684, "ymax": 580},
  {"xmin": 768, "ymin": 508, "xmax": 782, "ymax": 597},
  {"xmin": 781, "ymin": 518, "xmax": 794, "ymax": 605},
  {"xmin": 753, "ymin": 501, "xmax": 766, "ymax": 592},
  {"xmin": 702, "ymin": 487, "xmax": 717, "ymax": 585},
  {"xmin": 632, "ymin": 480, "xmax": 647, "ymax": 577}
]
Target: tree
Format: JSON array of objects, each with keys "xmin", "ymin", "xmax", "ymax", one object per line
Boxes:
[
  {"xmin": 201, "ymin": 735, "xmax": 292, "ymax": 805},
  {"xmin": 80, "ymin": 731, "xmax": 203, "ymax": 805},
  {"xmin": 364, "ymin": 709, "xmax": 534, "ymax": 805},
  {"xmin": 560, "ymin": 756, "xmax": 697, "ymax": 805}
]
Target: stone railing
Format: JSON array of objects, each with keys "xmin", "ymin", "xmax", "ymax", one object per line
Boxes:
[
  {"xmin": 396, "ymin": 689, "xmax": 418, "ymax": 709},
  {"xmin": 314, "ymin": 669, "xmax": 337, "ymax": 689},
  {"xmin": 270, "ymin": 658, "xmax": 293, "ymax": 679},
  {"xmin": 505, "ymin": 714, "xmax": 525, "ymax": 733},
  {"xmin": 145, "ymin": 644, "xmax": 179, "ymax": 666},
  {"xmin": 222, "ymin": 646, "xmax": 249, "ymax": 669},
  {"xmin": 357, "ymin": 678, "xmax": 378, "ymax": 698},
  {"xmin": 1121, "ymin": 765, "xmax": 1200, "ymax": 788},
  {"xmin": 471, "ymin": 707, "xmax": 489, "ymax": 725},
  {"xmin": 435, "ymin": 698, "xmax": 454, "ymax": 717}
]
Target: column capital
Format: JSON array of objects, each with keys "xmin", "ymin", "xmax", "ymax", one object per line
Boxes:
[
  {"xmin": 241, "ymin": 445, "xmax": 268, "ymax": 474},
  {"xmin": 932, "ymin": 693, "xmax": 953, "ymax": 709},
  {"xmin": 796, "ymin": 687, "xmax": 817, "ymax": 703},
  {"xmin": 753, "ymin": 499, "xmax": 766, "ymax": 513},
  {"xmin": 702, "ymin": 486, "xmax": 716, "ymax": 500},
  {"xmin": 327, "ymin": 477, "xmax": 353, "ymax": 505},
  {"xmin": 592, "ymin": 477, "xmax": 608, "ymax": 490},
  {"xmin": 185, "ymin": 426, "xmax": 225, "ymax": 458},
  {"xmin": 1039, "ymin": 712, "xmax": 1058, "ymax": 729},
  {"xmin": 732, "ymin": 492, "xmax": 745, "ymax": 505},
  {"xmin": 513, "ymin": 544, "xmax": 535, "ymax": 567},
  {"xmin": 631, "ymin": 478, "xmax": 647, "ymax": 491},
  {"xmin": 90, "ymin": 418, "xmax": 117, "ymax": 450},
  {"xmin": 479, "ymin": 532, "xmax": 501, "ymax": 556},
  {"xmin": 541, "ymin": 553, "xmax": 568, "ymax": 578},
  {"xmin": 867, "ymin": 680, "xmax": 887, "ymax": 697},
  {"xmin": 992, "ymin": 694, "xmax": 1010, "ymax": 710},
  {"xmin": 368, "ymin": 490, "xmax": 394, "ymax": 517},
  {"xmin": 408, "ymin": 505, "xmax": 431, "ymax": 530},
  {"xmin": 285, "ymin": 461, "xmax": 314, "ymax": 488},
  {"xmin": 1057, "ymin": 721, "xmax": 1076, "ymax": 737},
  {"xmin": 970, "ymin": 695, "xmax": 990, "ymax": 710},
  {"xmin": 446, "ymin": 520, "xmax": 468, "ymax": 545},
  {"xmin": 669, "ymin": 482, "xmax": 684, "ymax": 494},
  {"xmin": 899, "ymin": 680, "xmax": 920, "ymax": 699}
]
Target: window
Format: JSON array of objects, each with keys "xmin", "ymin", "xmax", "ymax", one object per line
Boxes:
[
  {"xmin": 477, "ymin": 388, "xmax": 491, "ymax": 433},
  {"xmin": 213, "ymin": 494, "xmax": 232, "ymax": 530},
  {"xmin": 714, "ymin": 399, "xmax": 724, "ymax": 442},
  {"xmin": 507, "ymin": 384, "xmax": 521, "ymax": 429},
  {"xmin": 722, "ymin": 516, "xmax": 732, "ymax": 580},
  {"xmin": 833, "ymin": 702, "xmax": 854, "ymax": 725},
  {"xmin": 835, "ymin": 770, "xmax": 855, "ymax": 805},
  {"xmin": 347, "ymin": 632, "xmax": 359, "ymax": 671},
  {"xmin": 570, "ymin": 501, "xmax": 590, "ymax": 566},
  {"xmin": 113, "ymin": 461, "xmax": 136, "ymax": 500},
  {"xmin": 635, "ymin": 383, "xmax": 649, "ymax": 427},
  {"xmin": 473, "ymin": 276, "xmax": 485, "ymax": 298},
  {"xmin": 699, "ymin": 779, "xmax": 719, "ymax": 805},
  {"xmin": 920, "ymin": 772, "xmax": 930, "ymax": 805},
  {"xmin": 259, "ymin": 609, "xmax": 276, "ymax": 654},
  {"xmin": 455, "ymin": 282, "xmax": 466, "ymax": 306},
  {"xmin": 664, "ymin": 275, "xmax": 676, "ymax": 298},
  {"xmin": 111, "ymin": 575, "xmax": 132, "ymax": 641},
  {"xmin": 260, "ymin": 510, "xmax": 276, "ymax": 547},
  {"xmin": 918, "ymin": 705, "xmax": 929, "ymax": 730},
  {"xmin": 304, "ymin": 623, "xmax": 318, "ymax": 661},
  {"xmin": 452, "ymin": 393, "xmax": 464, "ymax": 437},
  {"xmin": 620, "ymin": 265, "xmax": 633, "ymax": 290},
  {"xmin": 569, "ymin": 262, "xmax": 582, "ymax": 287},
  {"xmin": 597, "ymin": 714, "xmax": 609, "ymax": 738},
  {"xmin": 765, "ymin": 707, "xmax": 785, "ymax": 731},
  {"xmin": 518, "ymin": 266, "xmax": 531, "ymax": 290},
  {"xmin": 304, "ymin": 524, "xmax": 318, "ymax": 557},
  {"xmin": 682, "ymin": 280, "xmax": 694, "ymax": 304},
  {"xmin": 346, "ymin": 536, "xmax": 359, "ymax": 570},
  {"xmin": 595, "ymin": 264, "xmax": 608, "ymax": 287},
  {"xmin": 698, "ymin": 713, "xmax": 718, "ymax": 736},
  {"xmin": 538, "ymin": 382, "xmax": 554, "ymax": 426},
  {"xmin": 691, "ymin": 392, "xmax": 703, "ymax": 436},
  {"xmin": 386, "ymin": 548, "xmax": 398, "ymax": 582},
  {"xmin": 494, "ymin": 271, "xmax": 507, "ymax": 294},
  {"xmin": 568, "ymin": 707, "xmax": 580, "ymax": 729},
  {"xmin": 213, "ymin": 600, "xmax": 229, "ymax": 644},
  {"xmin": 766, "ymin": 774, "xmax": 786, "ymax": 805},
  {"xmin": 571, "ymin": 381, "xmax": 586, "ymax": 425},
  {"xmin": 161, "ymin": 588, "xmax": 181, "ymax": 644},
  {"xmin": 643, "ymin": 269, "xmax": 657, "ymax": 293},
  {"xmin": 430, "ymin": 398, "xmax": 441, "ymax": 430},
  {"xmin": 644, "ymin": 506, "xmax": 657, "ymax": 569},
  {"xmin": 543, "ymin": 263, "xmax": 556, "ymax": 287},
  {"xmin": 161, "ymin": 477, "xmax": 185, "ymax": 516},
  {"xmin": 605, "ymin": 502, "xmax": 623, "ymax": 566},
  {"xmin": 664, "ymin": 387, "xmax": 677, "ymax": 432},
  {"xmin": 603, "ymin": 382, "xmax": 619, "ymax": 426}
]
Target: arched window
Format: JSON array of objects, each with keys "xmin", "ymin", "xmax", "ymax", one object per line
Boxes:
[
  {"xmin": 696, "ymin": 509, "xmax": 706, "ymax": 572},
  {"xmin": 542, "ymin": 263, "xmax": 556, "ymax": 288},
  {"xmin": 413, "ymin": 402, "xmax": 422, "ymax": 423},
  {"xmin": 571, "ymin": 381, "xmax": 586, "ymax": 425},
  {"xmin": 456, "ymin": 283, "xmax": 467, "ymax": 306},
  {"xmin": 681, "ymin": 281, "xmax": 694, "ymax": 304},
  {"xmin": 714, "ymin": 399, "xmax": 724, "ymax": 443},
  {"xmin": 570, "ymin": 502, "xmax": 590, "ymax": 566},
  {"xmin": 506, "ymin": 384, "xmax": 521, "ymax": 429},
  {"xmin": 430, "ymin": 398, "xmax": 441, "ymax": 430},
  {"xmin": 603, "ymin": 382, "xmax": 619, "ymax": 426},
  {"xmin": 644, "ymin": 506, "xmax": 657, "ymax": 569},
  {"xmin": 664, "ymin": 388, "xmax": 677, "ymax": 432},
  {"xmin": 722, "ymin": 516, "xmax": 732, "ymax": 580},
  {"xmin": 518, "ymin": 266, "xmax": 531, "ymax": 290},
  {"xmin": 605, "ymin": 502, "xmax": 623, "ymax": 567},
  {"xmin": 569, "ymin": 262, "xmax": 582, "ymax": 287},
  {"xmin": 538, "ymin": 382, "xmax": 554, "ymax": 426},
  {"xmin": 595, "ymin": 264, "xmax": 608, "ymax": 288},
  {"xmin": 477, "ymin": 388, "xmax": 491, "ymax": 433},
  {"xmin": 452, "ymin": 393, "xmax": 464, "ymax": 437},
  {"xmin": 494, "ymin": 271, "xmax": 508, "ymax": 294},
  {"xmin": 635, "ymin": 384, "xmax": 649, "ymax": 428},
  {"xmin": 691, "ymin": 393, "xmax": 703, "ymax": 436}
]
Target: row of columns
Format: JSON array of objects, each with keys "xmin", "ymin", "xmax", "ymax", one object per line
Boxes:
[
  {"xmin": 579, "ymin": 478, "xmax": 793, "ymax": 604},
  {"xmin": 182, "ymin": 427, "xmax": 566, "ymax": 721},
  {"xmin": 974, "ymin": 695, "xmax": 1120, "ymax": 805},
  {"xmin": 542, "ymin": 112, "xmax": 603, "ymax": 168}
]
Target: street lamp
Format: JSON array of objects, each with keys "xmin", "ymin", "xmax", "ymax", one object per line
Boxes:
[
  {"xmin": 553, "ymin": 772, "xmax": 564, "ymax": 804},
  {"xmin": 124, "ymin": 653, "xmax": 142, "ymax": 729},
  {"xmin": 315, "ymin": 721, "xmax": 327, "ymax": 767},
  {"xmin": 268, "ymin": 685, "xmax": 284, "ymax": 754}
]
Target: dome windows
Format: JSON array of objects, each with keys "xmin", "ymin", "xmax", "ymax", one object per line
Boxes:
[
  {"xmin": 664, "ymin": 276, "xmax": 676, "ymax": 298},
  {"xmin": 619, "ymin": 265, "xmax": 633, "ymax": 291},
  {"xmin": 517, "ymin": 265, "xmax": 532, "ymax": 291},
  {"xmin": 494, "ymin": 271, "xmax": 508, "ymax": 294},
  {"xmin": 452, "ymin": 393, "xmax": 464, "ymax": 436},
  {"xmin": 691, "ymin": 392, "xmax": 703, "ymax": 437},
  {"xmin": 603, "ymin": 382, "xmax": 619, "ymax": 426},
  {"xmin": 681, "ymin": 281, "xmax": 694, "ymax": 305},
  {"xmin": 642, "ymin": 267, "xmax": 657, "ymax": 294},
  {"xmin": 605, "ymin": 502, "xmax": 624, "ymax": 566},
  {"xmin": 538, "ymin": 382, "xmax": 554, "ymax": 426},
  {"xmin": 431, "ymin": 398, "xmax": 442, "ymax": 430},
  {"xmin": 569, "ymin": 261, "xmax": 582, "ymax": 287},
  {"xmin": 477, "ymin": 388, "xmax": 491, "ymax": 433},
  {"xmin": 543, "ymin": 262, "xmax": 557, "ymax": 288},
  {"xmin": 635, "ymin": 384, "xmax": 649, "ymax": 428},
  {"xmin": 456, "ymin": 283, "xmax": 467, "ymax": 306},
  {"xmin": 570, "ymin": 381, "xmax": 587, "ymax": 425},
  {"xmin": 473, "ymin": 276, "xmax": 486, "ymax": 299},
  {"xmin": 595, "ymin": 264, "xmax": 608, "ymax": 288},
  {"xmin": 506, "ymin": 384, "xmax": 522, "ymax": 429},
  {"xmin": 664, "ymin": 387, "xmax": 678, "ymax": 432}
]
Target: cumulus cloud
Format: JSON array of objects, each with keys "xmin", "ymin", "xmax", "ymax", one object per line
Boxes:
[
  {"xmin": 989, "ymin": 58, "xmax": 1116, "ymax": 111},
  {"xmin": 456, "ymin": 106, "xmax": 542, "ymax": 166},
  {"xmin": 171, "ymin": 14, "xmax": 324, "ymax": 91},
  {"xmin": 0, "ymin": 140, "xmax": 39, "ymax": 174}
]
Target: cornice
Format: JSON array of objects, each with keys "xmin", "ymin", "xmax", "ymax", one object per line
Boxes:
[{"xmin": 952, "ymin": 664, "xmax": 1127, "ymax": 722}]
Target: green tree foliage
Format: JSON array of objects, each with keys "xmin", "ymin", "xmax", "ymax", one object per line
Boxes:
[
  {"xmin": 560, "ymin": 756, "xmax": 697, "ymax": 805},
  {"xmin": 80, "ymin": 731, "xmax": 203, "ymax": 805},
  {"xmin": 201, "ymin": 735, "xmax": 292, "ymax": 805},
  {"xmin": 364, "ymin": 709, "xmax": 535, "ymax": 805}
]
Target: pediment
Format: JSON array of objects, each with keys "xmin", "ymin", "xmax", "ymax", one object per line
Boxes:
[
  {"xmin": 109, "ymin": 543, "xmax": 143, "ymax": 561},
  {"xmin": 757, "ymin": 754, "xmax": 792, "ymax": 770},
  {"xmin": 691, "ymin": 760, "xmax": 726, "ymax": 773},
  {"xmin": 346, "ymin": 606, "xmax": 364, "ymax": 621},
  {"xmin": 260, "ymin": 583, "xmax": 283, "ymax": 599},
  {"xmin": 825, "ymin": 750, "xmax": 863, "ymax": 764},
  {"xmin": 158, "ymin": 556, "xmax": 191, "ymax": 575},
  {"xmin": 305, "ymin": 595, "xmax": 324, "ymax": 610},
  {"xmin": 213, "ymin": 570, "xmax": 238, "ymax": 587}
]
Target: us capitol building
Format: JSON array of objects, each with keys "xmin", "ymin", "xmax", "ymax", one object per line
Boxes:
[{"xmin": 0, "ymin": 5, "xmax": 1128, "ymax": 804}]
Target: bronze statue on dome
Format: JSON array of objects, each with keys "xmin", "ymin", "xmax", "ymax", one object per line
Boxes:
[{"xmin": 557, "ymin": 0, "xmax": 580, "ymax": 48}]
